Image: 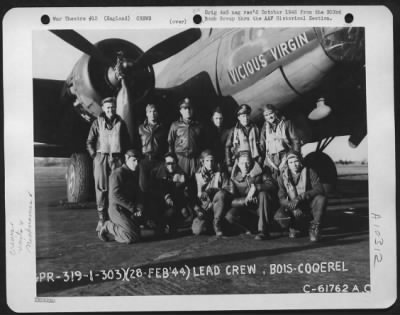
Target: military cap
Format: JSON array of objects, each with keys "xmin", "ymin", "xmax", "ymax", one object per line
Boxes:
[
  {"xmin": 200, "ymin": 149, "xmax": 215, "ymax": 161},
  {"xmin": 101, "ymin": 96, "xmax": 116, "ymax": 105},
  {"xmin": 164, "ymin": 151, "xmax": 178, "ymax": 162},
  {"xmin": 179, "ymin": 97, "xmax": 193, "ymax": 109},
  {"xmin": 146, "ymin": 103, "xmax": 158, "ymax": 111},
  {"xmin": 286, "ymin": 150, "xmax": 302, "ymax": 161},
  {"xmin": 262, "ymin": 104, "xmax": 277, "ymax": 114},
  {"xmin": 236, "ymin": 104, "xmax": 251, "ymax": 116}
]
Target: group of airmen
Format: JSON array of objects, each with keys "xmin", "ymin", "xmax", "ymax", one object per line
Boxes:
[{"xmin": 86, "ymin": 96, "xmax": 327, "ymax": 244}]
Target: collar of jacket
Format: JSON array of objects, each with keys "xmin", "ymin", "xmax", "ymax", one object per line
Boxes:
[
  {"xmin": 231, "ymin": 161, "xmax": 263, "ymax": 181},
  {"xmin": 100, "ymin": 112, "xmax": 121, "ymax": 125},
  {"xmin": 122, "ymin": 164, "xmax": 137, "ymax": 174},
  {"xmin": 143, "ymin": 119, "xmax": 161, "ymax": 130},
  {"xmin": 179, "ymin": 117, "xmax": 198, "ymax": 126},
  {"xmin": 266, "ymin": 117, "xmax": 282, "ymax": 130},
  {"xmin": 235, "ymin": 122, "xmax": 255, "ymax": 130}
]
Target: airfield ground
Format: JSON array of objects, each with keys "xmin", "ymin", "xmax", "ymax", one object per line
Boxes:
[{"xmin": 35, "ymin": 164, "xmax": 370, "ymax": 296}]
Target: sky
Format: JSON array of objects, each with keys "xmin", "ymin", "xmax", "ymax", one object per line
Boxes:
[{"xmin": 33, "ymin": 29, "xmax": 368, "ymax": 162}]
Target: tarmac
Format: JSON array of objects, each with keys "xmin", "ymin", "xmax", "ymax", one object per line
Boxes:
[{"xmin": 35, "ymin": 165, "xmax": 370, "ymax": 296}]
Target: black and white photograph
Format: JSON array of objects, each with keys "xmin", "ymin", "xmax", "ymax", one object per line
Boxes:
[
  {"xmin": 3, "ymin": 6, "xmax": 396, "ymax": 312},
  {"xmin": 33, "ymin": 26, "xmax": 370, "ymax": 295}
]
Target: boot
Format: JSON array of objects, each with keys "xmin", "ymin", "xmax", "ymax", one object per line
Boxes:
[
  {"xmin": 289, "ymin": 227, "xmax": 297, "ymax": 239},
  {"xmin": 213, "ymin": 217, "xmax": 224, "ymax": 237},
  {"xmin": 97, "ymin": 224, "xmax": 109, "ymax": 242},
  {"xmin": 96, "ymin": 209, "xmax": 106, "ymax": 232},
  {"xmin": 309, "ymin": 223, "xmax": 321, "ymax": 242}
]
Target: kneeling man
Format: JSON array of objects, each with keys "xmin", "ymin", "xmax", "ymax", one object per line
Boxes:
[
  {"xmin": 192, "ymin": 150, "xmax": 231, "ymax": 236},
  {"xmin": 98, "ymin": 149, "xmax": 144, "ymax": 243},
  {"xmin": 225, "ymin": 151, "xmax": 277, "ymax": 240},
  {"xmin": 275, "ymin": 151, "xmax": 327, "ymax": 242}
]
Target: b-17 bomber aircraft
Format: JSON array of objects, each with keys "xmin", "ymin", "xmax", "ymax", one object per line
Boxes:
[{"xmin": 33, "ymin": 27, "xmax": 366, "ymax": 202}]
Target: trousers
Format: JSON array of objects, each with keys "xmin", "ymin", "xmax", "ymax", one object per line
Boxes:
[
  {"xmin": 93, "ymin": 153, "xmax": 122, "ymax": 211},
  {"xmin": 225, "ymin": 190, "xmax": 272, "ymax": 234},
  {"xmin": 104, "ymin": 206, "xmax": 141, "ymax": 244},
  {"xmin": 274, "ymin": 194, "xmax": 327, "ymax": 229},
  {"xmin": 192, "ymin": 190, "xmax": 229, "ymax": 235}
]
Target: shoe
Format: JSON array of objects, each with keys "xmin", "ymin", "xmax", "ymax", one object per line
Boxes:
[
  {"xmin": 289, "ymin": 228, "xmax": 297, "ymax": 239},
  {"xmin": 213, "ymin": 219, "xmax": 224, "ymax": 237},
  {"xmin": 97, "ymin": 225, "xmax": 109, "ymax": 242},
  {"xmin": 254, "ymin": 231, "xmax": 269, "ymax": 241},
  {"xmin": 309, "ymin": 223, "xmax": 320, "ymax": 242}
]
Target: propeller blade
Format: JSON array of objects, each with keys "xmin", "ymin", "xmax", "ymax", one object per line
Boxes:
[
  {"xmin": 135, "ymin": 28, "xmax": 201, "ymax": 66},
  {"xmin": 116, "ymin": 79, "xmax": 137, "ymax": 147},
  {"xmin": 50, "ymin": 30, "xmax": 114, "ymax": 67}
]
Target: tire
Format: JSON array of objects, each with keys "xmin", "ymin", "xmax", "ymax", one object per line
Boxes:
[
  {"xmin": 303, "ymin": 152, "xmax": 337, "ymax": 193},
  {"xmin": 66, "ymin": 153, "xmax": 93, "ymax": 202}
]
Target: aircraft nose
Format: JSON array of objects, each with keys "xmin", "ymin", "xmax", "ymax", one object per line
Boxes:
[{"xmin": 318, "ymin": 27, "xmax": 364, "ymax": 63}]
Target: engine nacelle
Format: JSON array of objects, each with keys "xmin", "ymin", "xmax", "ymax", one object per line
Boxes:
[{"xmin": 64, "ymin": 38, "xmax": 155, "ymax": 122}]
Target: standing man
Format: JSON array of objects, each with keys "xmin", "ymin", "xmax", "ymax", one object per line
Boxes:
[
  {"xmin": 138, "ymin": 103, "xmax": 168, "ymax": 192},
  {"xmin": 168, "ymin": 97, "xmax": 204, "ymax": 178},
  {"xmin": 98, "ymin": 149, "xmax": 143, "ymax": 243},
  {"xmin": 86, "ymin": 96, "xmax": 131, "ymax": 234},
  {"xmin": 225, "ymin": 151, "xmax": 277, "ymax": 240},
  {"xmin": 260, "ymin": 104, "xmax": 301, "ymax": 179},
  {"xmin": 192, "ymin": 150, "xmax": 231, "ymax": 237},
  {"xmin": 206, "ymin": 107, "xmax": 231, "ymax": 169},
  {"xmin": 225, "ymin": 104, "xmax": 261, "ymax": 173},
  {"xmin": 152, "ymin": 152, "xmax": 191, "ymax": 234},
  {"xmin": 275, "ymin": 151, "xmax": 326, "ymax": 242}
]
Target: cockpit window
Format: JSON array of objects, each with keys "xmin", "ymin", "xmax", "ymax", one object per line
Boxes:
[
  {"xmin": 250, "ymin": 28, "xmax": 266, "ymax": 40},
  {"xmin": 231, "ymin": 30, "xmax": 246, "ymax": 50}
]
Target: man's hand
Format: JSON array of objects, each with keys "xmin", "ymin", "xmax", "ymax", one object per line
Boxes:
[
  {"xmin": 288, "ymin": 198, "xmax": 300, "ymax": 211},
  {"xmin": 292, "ymin": 209, "xmax": 303, "ymax": 218},
  {"xmin": 133, "ymin": 208, "xmax": 143, "ymax": 217},
  {"xmin": 172, "ymin": 174, "xmax": 184, "ymax": 183},
  {"xmin": 165, "ymin": 197, "xmax": 174, "ymax": 208},
  {"xmin": 95, "ymin": 220, "xmax": 104, "ymax": 232}
]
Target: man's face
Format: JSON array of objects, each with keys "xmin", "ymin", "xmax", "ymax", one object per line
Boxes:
[
  {"xmin": 263, "ymin": 110, "xmax": 277, "ymax": 124},
  {"xmin": 126, "ymin": 156, "xmax": 139, "ymax": 171},
  {"xmin": 102, "ymin": 101, "xmax": 117, "ymax": 119},
  {"xmin": 203, "ymin": 156, "xmax": 215, "ymax": 171},
  {"xmin": 212, "ymin": 112, "xmax": 223, "ymax": 128},
  {"xmin": 288, "ymin": 157, "xmax": 302, "ymax": 174},
  {"xmin": 146, "ymin": 106, "xmax": 158, "ymax": 123},
  {"xmin": 238, "ymin": 113, "xmax": 250, "ymax": 127},
  {"xmin": 180, "ymin": 106, "xmax": 193, "ymax": 120},
  {"xmin": 165, "ymin": 157, "xmax": 177, "ymax": 173},
  {"xmin": 238, "ymin": 156, "xmax": 251, "ymax": 175}
]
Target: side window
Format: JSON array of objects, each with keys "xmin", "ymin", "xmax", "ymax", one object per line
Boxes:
[
  {"xmin": 250, "ymin": 28, "xmax": 266, "ymax": 41},
  {"xmin": 231, "ymin": 30, "xmax": 246, "ymax": 50}
]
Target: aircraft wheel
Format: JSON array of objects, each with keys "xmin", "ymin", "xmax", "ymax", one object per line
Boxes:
[
  {"xmin": 66, "ymin": 153, "xmax": 93, "ymax": 202},
  {"xmin": 303, "ymin": 152, "xmax": 337, "ymax": 193}
]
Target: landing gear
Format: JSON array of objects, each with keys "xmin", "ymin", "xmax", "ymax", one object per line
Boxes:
[
  {"xmin": 66, "ymin": 153, "xmax": 93, "ymax": 202},
  {"xmin": 304, "ymin": 137, "xmax": 337, "ymax": 193}
]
